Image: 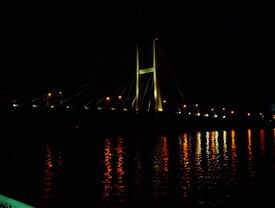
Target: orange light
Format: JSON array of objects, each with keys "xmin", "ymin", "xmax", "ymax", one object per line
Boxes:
[
  {"xmin": 106, "ymin": 96, "xmax": 110, "ymax": 101},
  {"xmin": 183, "ymin": 104, "xmax": 187, "ymax": 108},
  {"xmin": 195, "ymin": 104, "xmax": 199, "ymax": 107},
  {"xmin": 48, "ymin": 93, "xmax": 52, "ymax": 97},
  {"xmin": 231, "ymin": 111, "xmax": 234, "ymax": 114},
  {"xmin": 118, "ymin": 95, "xmax": 122, "ymax": 99},
  {"xmin": 273, "ymin": 115, "xmax": 275, "ymax": 119},
  {"xmin": 163, "ymin": 100, "xmax": 167, "ymax": 103}
]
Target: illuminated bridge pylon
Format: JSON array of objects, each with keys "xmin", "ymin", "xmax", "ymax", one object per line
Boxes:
[{"xmin": 135, "ymin": 39, "xmax": 163, "ymax": 112}]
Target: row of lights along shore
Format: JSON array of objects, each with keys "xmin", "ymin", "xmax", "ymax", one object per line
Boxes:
[{"xmin": 10, "ymin": 94, "xmax": 275, "ymax": 120}]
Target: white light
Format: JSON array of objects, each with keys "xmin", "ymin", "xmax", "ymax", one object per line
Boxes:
[
  {"xmin": 176, "ymin": 111, "xmax": 181, "ymax": 114},
  {"xmin": 97, "ymin": 107, "xmax": 102, "ymax": 110},
  {"xmin": 188, "ymin": 112, "xmax": 191, "ymax": 115},
  {"xmin": 123, "ymin": 108, "xmax": 129, "ymax": 111},
  {"xmin": 111, "ymin": 107, "xmax": 116, "ymax": 111},
  {"xmin": 66, "ymin": 106, "xmax": 70, "ymax": 109},
  {"xmin": 12, "ymin": 103, "xmax": 20, "ymax": 107},
  {"xmin": 213, "ymin": 114, "xmax": 218, "ymax": 118},
  {"xmin": 203, "ymin": 114, "xmax": 209, "ymax": 117},
  {"xmin": 50, "ymin": 105, "xmax": 55, "ymax": 109},
  {"xmin": 84, "ymin": 106, "xmax": 90, "ymax": 110},
  {"xmin": 195, "ymin": 113, "xmax": 201, "ymax": 116},
  {"xmin": 32, "ymin": 104, "xmax": 38, "ymax": 108},
  {"xmin": 222, "ymin": 116, "xmax": 226, "ymax": 119}
]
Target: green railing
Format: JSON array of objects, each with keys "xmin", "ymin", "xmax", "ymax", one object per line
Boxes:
[{"xmin": 0, "ymin": 195, "xmax": 34, "ymax": 208}]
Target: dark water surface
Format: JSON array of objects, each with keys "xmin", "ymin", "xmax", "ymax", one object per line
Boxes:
[{"xmin": 1, "ymin": 124, "xmax": 275, "ymax": 208}]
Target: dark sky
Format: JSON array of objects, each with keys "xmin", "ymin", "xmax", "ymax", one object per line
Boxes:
[{"xmin": 0, "ymin": 5, "xmax": 274, "ymax": 104}]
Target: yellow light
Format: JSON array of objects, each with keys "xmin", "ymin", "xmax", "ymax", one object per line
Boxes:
[
  {"xmin": 59, "ymin": 91, "xmax": 62, "ymax": 95},
  {"xmin": 195, "ymin": 104, "xmax": 199, "ymax": 107},
  {"xmin": 163, "ymin": 100, "xmax": 167, "ymax": 103},
  {"xmin": 273, "ymin": 115, "xmax": 275, "ymax": 119},
  {"xmin": 231, "ymin": 111, "xmax": 234, "ymax": 114},
  {"xmin": 183, "ymin": 104, "xmax": 187, "ymax": 108},
  {"xmin": 247, "ymin": 113, "xmax": 251, "ymax": 116},
  {"xmin": 118, "ymin": 95, "xmax": 122, "ymax": 99},
  {"xmin": 211, "ymin": 108, "xmax": 214, "ymax": 111},
  {"xmin": 48, "ymin": 92, "xmax": 52, "ymax": 97},
  {"xmin": 106, "ymin": 96, "xmax": 110, "ymax": 101}
]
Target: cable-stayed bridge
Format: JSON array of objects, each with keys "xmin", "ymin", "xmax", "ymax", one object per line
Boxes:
[{"xmin": 0, "ymin": 40, "xmax": 274, "ymax": 123}]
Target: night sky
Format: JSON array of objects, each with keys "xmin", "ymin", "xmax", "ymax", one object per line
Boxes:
[{"xmin": 0, "ymin": 5, "xmax": 274, "ymax": 105}]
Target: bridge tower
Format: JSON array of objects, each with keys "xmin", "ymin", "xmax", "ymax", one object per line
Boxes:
[{"xmin": 135, "ymin": 39, "xmax": 163, "ymax": 112}]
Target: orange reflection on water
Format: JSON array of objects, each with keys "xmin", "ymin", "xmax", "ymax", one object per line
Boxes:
[
  {"xmin": 247, "ymin": 129, "xmax": 252, "ymax": 157},
  {"xmin": 161, "ymin": 136, "xmax": 169, "ymax": 172},
  {"xmin": 259, "ymin": 129, "xmax": 265, "ymax": 152},
  {"xmin": 42, "ymin": 145, "xmax": 54, "ymax": 200},
  {"xmin": 115, "ymin": 137, "xmax": 125, "ymax": 198},
  {"xmin": 230, "ymin": 130, "xmax": 237, "ymax": 175},
  {"xmin": 180, "ymin": 133, "xmax": 191, "ymax": 197},
  {"xmin": 102, "ymin": 138, "xmax": 113, "ymax": 199},
  {"xmin": 247, "ymin": 129, "xmax": 255, "ymax": 179},
  {"xmin": 182, "ymin": 133, "xmax": 189, "ymax": 167}
]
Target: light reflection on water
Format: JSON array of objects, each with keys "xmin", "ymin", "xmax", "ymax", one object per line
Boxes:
[
  {"xmin": 99, "ymin": 137, "xmax": 125, "ymax": 208},
  {"xmin": 2, "ymin": 128, "xmax": 275, "ymax": 207}
]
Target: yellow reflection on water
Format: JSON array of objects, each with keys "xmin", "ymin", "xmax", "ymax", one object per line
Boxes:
[
  {"xmin": 210, "ymin": 131, "xmax": 216, "ymax": 159},
  {"xmin": 206, "ymin": 131, "xmax": 210, "ymax": 157},
  {"xmin": 222, "ymin": 131, "xmax": 228, "ymax": 160}
]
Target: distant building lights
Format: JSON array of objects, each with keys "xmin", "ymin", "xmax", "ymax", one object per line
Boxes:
[
  {"xmin": 59, "ymin": 91, "xmax": 62, "ymax": 95},
  {"xmin": 222, "ymin": 116, "xmax": 226, "ymax": 119},
  {"xmin": 183, "ymin": 104, "xmax": 187, "ymax": 108},
  {"xmin": 231, "ymin": 111, "xmax": 234, "ymax": 114},
  {"xmin": 118, "ymin": 95, "xmax": 122, "ymax": 99},
  {"xmin": 188, "ymin": 112, "xmax": 191, "ymax": 115},
  {"xmin": 211, "ymin": 108, "xmax": 214, "ymax": 112},
  {"xmin": 32, "ymin": 104, "xmax": 38, "ymax": 108},
  {"xmin": 247, "ymin": 113, "xmax": 251, "ymax": 116},
  {"xmin": 273, "ymin": 115, "xmax": 275, "ymax": 119},
  {"xmin": 105, "ymin": 96, "xmax": 110, "ymax": 101},
  {"xmin": 50, "ymin": 105, "xmax": 55, "ymax": 109},
  {"xmin": 163, "ymin": 100, "xmax": 167, "ymax": 103},
  {"xmin": 203, "ymin": 114, "xmax": 209, "ymax": 117},
  {"xmin": 48, "ymin": 92, "xmax": 52, "ymax": 97},
  {"xmin": 195, "ymin": 104, "xmax": 199, "ymax": 107},
  {"xmin": 195, "ymin": 113, "xmax": 201, "ymax": 116},
  {"xmin": 213, "ymin": 114, "xmax": 218, "ymax": 118},
  {"xmin": 222, "ymin": 108, "xmax": 225, "ymax": 111},
  {"xmin": 84, "ymin": 106, "xmax": 90, "ymax": 110},
  {"xmin": 66, "ymin": 105, "xmax": 70, "ymax": 109}
]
